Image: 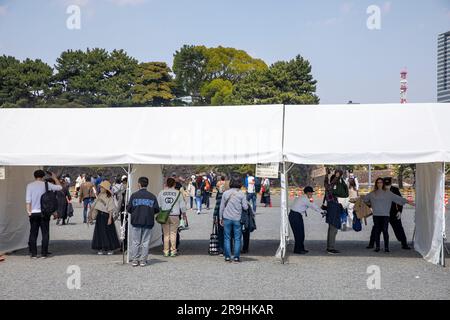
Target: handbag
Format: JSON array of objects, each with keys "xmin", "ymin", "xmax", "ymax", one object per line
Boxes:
[
  {"xmin": 208, "ymin": 217, "xmax": 220, "ymax": 255},
  {"xmin": 67, "ymin": 203, "xmax": 74, "ymax": 217},
  {"xmin": 156, "ymin": 191, "xmax": 181, "ymax": 224},
  {"xmin": 352, "ymin": 213, "xmax": 362, "ymax": 232}
]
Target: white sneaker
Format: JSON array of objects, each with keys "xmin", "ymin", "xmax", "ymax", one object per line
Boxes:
[
  {"xmin": 97, "ymin": 251, "xmax": 104, "ymax": 255},
  {"xmin": 132, "ymin": 260, "xmax": 139, "ymax": 267},
  {"xmin": 107, "ymin": 251, "xmax": 114, "ymax": 255}
]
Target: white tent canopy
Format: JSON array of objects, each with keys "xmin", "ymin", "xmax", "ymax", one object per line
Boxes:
[
  {"xmin": 0, "ymin": 103, "xmax": 448, "ymax": 265},
  {"xmin": 282, "ymin": 103, "xmax": 450, "ymax": 265},
  {"xmin": 0, "ymin": 105, "xmax": 284, "ymax": 166}
]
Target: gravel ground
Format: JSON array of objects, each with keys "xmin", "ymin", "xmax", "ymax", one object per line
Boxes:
[{"xmin": 1, "ymin": 195, "xmax": 449, "ymax": 300}]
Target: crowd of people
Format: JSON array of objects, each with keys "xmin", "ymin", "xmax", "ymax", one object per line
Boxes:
[
  {"xmin": 22, "ymin": 167, "xmax": 415, "ymax": 265},
  {"xmin": 288, "ymin": 169, "xmax": 415, "ymax": 255},
  {"xmin": 23, "ymin": 169, "xmax": 265, "ymax": 265}
]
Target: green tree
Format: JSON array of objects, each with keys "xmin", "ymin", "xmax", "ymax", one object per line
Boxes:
[
  {"xmin": 172, "ymin": 45, "xmax": 268, "ymax": 104},
  {"xmin": 172, "ymin": 45, "xmax": 209, "ymax": 102},
  {"xmin": 0, "ymin": 56, "xmax": 53, "ymax": 107},
  {"xmin": 52, "ymin": 48, "xmax": 138, "ymax": 107},
  {"xmin": 132, "ymin": 62, "xmax": 175, "ymax": 106},
  {"xmin": 232, "ymin": 55, "xmax": 319, "ymax": 105},
  {"xmin": 200, "ymin": 79, "xmax": 233, "ymax": 105}
]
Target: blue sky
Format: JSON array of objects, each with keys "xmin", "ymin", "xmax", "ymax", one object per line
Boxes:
[{"xmin": 0, "ymin": 0, "xmax": 449, "ymax": 104}]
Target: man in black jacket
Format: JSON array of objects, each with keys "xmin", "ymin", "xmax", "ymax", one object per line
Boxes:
[
  {"xmin": 367, "ymin": 177, "xmax": 411, "ymax": 250},
  {"xmin": 126, "ymin": 177, "xmax": 160, "ymax": 267}
]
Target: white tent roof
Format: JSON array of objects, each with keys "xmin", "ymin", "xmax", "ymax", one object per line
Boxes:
[
  {"xmin": 0, "ymin": 105, "xmax": 284, "ymax": 166},
  {"xmin": 284, "ymin": 103, "xmax": 450, "ymax": 165}
]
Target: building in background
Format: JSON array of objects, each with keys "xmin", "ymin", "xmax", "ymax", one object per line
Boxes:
[{"xmin": 438, "ymin": 31, "xmax": 450, "ymax": 103}]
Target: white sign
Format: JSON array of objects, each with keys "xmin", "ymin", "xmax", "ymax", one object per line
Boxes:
[
  {"xmin": 311, "ymin": 166, "xmax": 326, "ymax": 178},
  {"xmin": 256, "ymin": 163, "xmax": 279, "ymax": 179},
  {"xmin": 0, "ymin": 167, "xmax": 5, "ymax": 180}
]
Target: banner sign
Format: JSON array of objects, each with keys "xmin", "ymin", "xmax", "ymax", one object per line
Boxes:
[{"xmin": 256, "ymin": 163, "xmax": 279, "ymax": 179}]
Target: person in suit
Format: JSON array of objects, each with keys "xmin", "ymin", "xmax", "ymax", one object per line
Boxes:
[{"xmin": 367, "ymin": 177, "xmax": 411, "ymax": 250}]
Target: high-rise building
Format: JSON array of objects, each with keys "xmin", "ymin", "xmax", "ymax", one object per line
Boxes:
[{"xmin": 438, "ymin": 31, "xmax": 450, "ymax": 103}]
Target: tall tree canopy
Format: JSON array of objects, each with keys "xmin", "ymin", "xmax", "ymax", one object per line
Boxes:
[
  {"xmin": 232, "ymin": 55, "xmax": 319, "ymax": 105},
  {"xmin": 132, "ymin": 62, "xmax": 174, "ymax": 106},
  {"xmin": 172, "ymin": 45, "xmax": 267, "ymax": 104}
]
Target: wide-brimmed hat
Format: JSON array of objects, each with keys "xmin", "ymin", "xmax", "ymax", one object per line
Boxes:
[{"xmin": 99, "ymin": 180, "xmax": 112, "ymax": 194}]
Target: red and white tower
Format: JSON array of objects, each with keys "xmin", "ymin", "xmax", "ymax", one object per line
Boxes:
[{"xmin": 400, "ymin": 69, "xmax": 408, "ymax": 104}]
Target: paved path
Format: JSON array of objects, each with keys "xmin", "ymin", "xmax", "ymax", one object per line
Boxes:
[{"xmin": 1, "ymin": 195, "xmax": 449, "ymax": 300}]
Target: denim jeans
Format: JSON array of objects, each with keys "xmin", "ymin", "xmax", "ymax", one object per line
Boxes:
[
  {"xmin": 83, "ymin": 198, "xmax": 93, "ymax": 223},
  {"xmin": 224, "ymin": 219, "xmax": 242, "ymax": 259},
  {"xmin": 130, "ymin": 226, "xmax": 152, "ymax": 262},
  {"xmin": 195, "ymin": 196, "xmax": 202, "ymax": 212},
  {"xmin": 247, "ymin": 192, "xmax": 257, "ymax": 212}
]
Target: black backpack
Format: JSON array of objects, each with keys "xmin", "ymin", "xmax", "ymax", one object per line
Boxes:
[
  {"xmin": 40, "ymin": 181, "xmax": 58, "ymax": 218},
  {"xmin": 254, "ymin": 177, "xmax": 262, "ymax": 194}
]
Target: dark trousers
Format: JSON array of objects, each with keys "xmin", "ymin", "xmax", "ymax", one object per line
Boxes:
[
  {"xmin": 190, "ymin": 197, "xmax": 194, "ymax": 209},
  {"xmin": 242, "ymin": 229, "xmax": 250, "ymax": 252},
  {"xmin": 218, "ymin": 223, "xmax": 224, "ymax": 253},
  {"xmin": 288, "ymin": 210, "xmax": 305, "ymax": 252},
  {"xmin": 28, "ymin": 214, "xmax": 50, "ymax": 256},
  {"xmin": 373, "ymin": 216, "xmax": 390, "ymax": 249},
  {"xmin": 369, "ymin": 213, "xmax": 408, "ymax": 247}
]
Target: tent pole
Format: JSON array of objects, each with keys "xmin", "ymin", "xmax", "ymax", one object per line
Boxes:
[{"xmin": 126, "ymin": 163, "xmax": 132, "ymax": 264}]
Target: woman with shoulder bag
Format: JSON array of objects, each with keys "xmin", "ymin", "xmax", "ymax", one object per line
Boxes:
[
  {"xmin": 89, "ymin": 180, "xmax": 120, "ymax": 255},
  {"xmin": 219, "ymin": 175, "xmax": 248, "ymax": 263}
]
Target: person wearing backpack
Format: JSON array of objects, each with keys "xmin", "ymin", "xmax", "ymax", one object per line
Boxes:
[
  {"xmin": 203, "ymin": 175, "xmax": 212, "ymax": 210},
  {"xmin": 26, "ymin": 170, "xmax": 62, "ymax": 259},
  {"xmin": 157, "ymin": 178, "xmax": 187, "ymax": 257}
]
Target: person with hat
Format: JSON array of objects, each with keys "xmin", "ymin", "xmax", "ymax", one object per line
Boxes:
[
  {"xmin": 289, "ymin": 186, "xmax": 326, "ymax": 254},
  {"xmin": 89, "ymin": 180, "xmax": 120, "ymax": 255},
  {"xmin": 367, "ymin": 177, "xmax": 411, "ymax": 250}
]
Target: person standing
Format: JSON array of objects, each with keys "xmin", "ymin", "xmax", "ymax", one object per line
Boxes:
[
  {"xmin": 89, "ymin": 180, "xmax": 120, "ymax": 255},
  {"xmin": 289, "ymin": 186, "xmax": 326, "ymax": 254},
  {"xmin": 213, "ymin": 176, "xmax": 227, "ymax": 255},
  {"xmin": 323, "ymin": 170, "xmax": 345, "ymax": 254},
  {"xmin": 158, "ymin": 178, "xmax": 187, "ymax": 257},
  {"xmin": 56, "ymin": 178, "xmax": 72, "ymax": 226},
  {"xmin": 260, "ymin": 177, "xmax": 271, "ymax": 207},
  {"xmin": 79, "ymin": 175, "xmax": 97, "ymax": 223},
  {"xmin": 203, "ymin": 175, "xmax": 212, "ymax": 210},
  {"xmin": 219, "ymin": 175, "xmax": 248, "ymax": 263},
  {"xmin": 245, "ymin": 171, "xmax": 257, "ymax": 213},
  {"xmin": 363, "ymin": 178, "xmax": 412, "ymax": 252},
  {"xmin": 186, "ymin": 175, "xmax": 196, "ymax": 210},
  {"xmin": 75, "ymin": 174, "xmax": 83, "ymax": 198},
  {"xmin": 194, "ymin": 176, "xmax": 204, "ymax": 215},
  {"xmin": 346, "ymin": 178, "xmax": 359, "ymax": 229},
  {"xmin": 345, "ymin": 169, "xmax": 359, "ymax": 191},
  {"xmin": 26, "ymin": 170, "xmax": 62, "ymax": 259},
  {"xmin": 367, "ymin": 177, "xmax": 411, "ymax": 250},
  {"xmin": 127, "ymin": 177, "xmax": 160, "ymax": 267}
]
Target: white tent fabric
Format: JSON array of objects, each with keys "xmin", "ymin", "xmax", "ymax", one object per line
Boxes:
[
  {"xmin": 284, "ymin": 103, "xmax": 450, "ymax": 165},
  {"xmin": 0, "ymin": 166, "xmax": 39, "ymax": 253},
  {"xmin": 0, "ymin": 105, "xmax": 284, "ymax": 166},
  {"xmin": 282, "ymin": 103, "xmax": 450, "ymax": 265},
  {"xmin": 414, "ymin": 163, "xmax": 445, "ymax": 264},
  {"xmin": 0, "ymin": 104, "xmax": 448, "ymax": 265}
]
